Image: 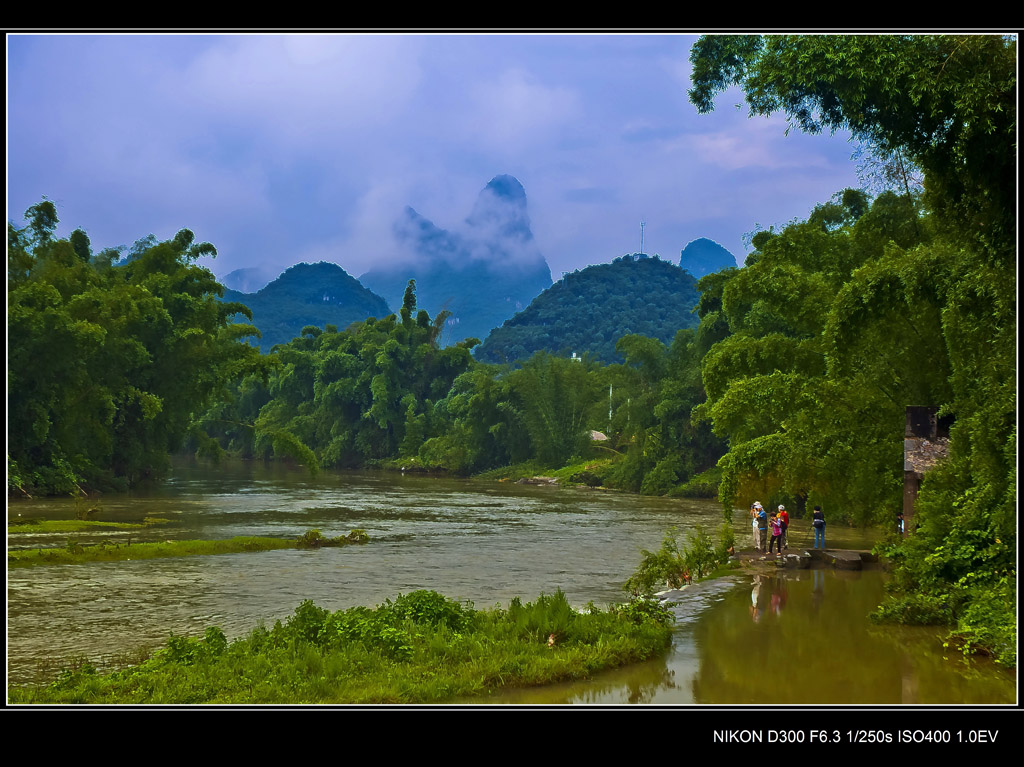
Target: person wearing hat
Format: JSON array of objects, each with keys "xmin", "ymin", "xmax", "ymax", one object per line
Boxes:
[
  {"xmin": 750, "ymin": 503, "xmax": 761, "ymax": 551},
  {"xmin": 754, "ymin": 502, "xmax": 768, "ymax": 552},
  {"xmin": 777, "ymin": 505, "xmax": 790, "ymax": 550}
]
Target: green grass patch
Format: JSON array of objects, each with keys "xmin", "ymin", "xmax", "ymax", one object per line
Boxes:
[
  {"xmin": 548, "ymin": 457, "xmax": 615, "ymax": 484},
  {"xmin": 370, "ymin": 456, "xmax": 448, "ymax": 474},
  {"xmin": 8, "ymin": 517, "xmax": 171, "ymax": 534},
  {"xmin": 8, "ymin": 529, "xmax": 369, "ymax": 568},
  {"xmin": 7, "ymin": 589, "xmax": 674, "ymax": 704},
  {"xmin": 476, "ymin": 454, "xmax": 617, "ymax": 487},
  {"xmin": 475, "ymin": 460, "xmax": 550, "ymax": 482}
]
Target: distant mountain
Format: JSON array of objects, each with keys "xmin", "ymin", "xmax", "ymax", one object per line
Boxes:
[
  {"xmin": 222, "ymin": 262, "xmax": 391, "ymax": 350},
  {"xmin": 679, "ymin": 238, "xmax": 737, "ymax": 279},
  {"xmin": 475, "ymin": 255, "xmax": 701, "ymax": 365},
  {"xmin": 359, "ymin": 175, "xmax": 553, "ymax": 345},
  {"xmin": 222, "ymin": 266, "xmax": 275, "ymax": 293}
]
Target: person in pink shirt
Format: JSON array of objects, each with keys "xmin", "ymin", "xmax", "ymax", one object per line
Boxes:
[
  {"xmin": 777, "ymin": 505, "xmax": 790, "ymax": 550},
  {"xmin": 767, "ymin": 511, "xmax": 783, "ymax": 555}
]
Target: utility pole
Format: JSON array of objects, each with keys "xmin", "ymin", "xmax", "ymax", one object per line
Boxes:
[{"xmin": 640, "ymin": 220, "xmax": 645, "ymax": 255}]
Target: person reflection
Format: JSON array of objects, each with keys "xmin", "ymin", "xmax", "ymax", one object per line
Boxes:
[
  {"xmin": 749, "ymin": 575, "xmax": 763, "ymax": 623},
  {"xmin": 811, "ymin": 568, "xmax": 825, "ymax": 612},
  {"xmin": 771, "ymin": 577, "xmax": 787, "ymax": 618}
]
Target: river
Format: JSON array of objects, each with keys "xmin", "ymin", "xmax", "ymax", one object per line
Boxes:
[{"xmin": 6, "ymin": 459, "xmax": 1015, "ymax": 703}]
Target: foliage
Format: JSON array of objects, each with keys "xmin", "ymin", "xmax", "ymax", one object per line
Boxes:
[
  {"xmin": 211, "ymin": 280, "xmax": 479, "ymax": 469},
  {"xmin": 8, "ymin": 535, "xmax": 301, "ymax": 568},
  {"xmin": 219, "ymin": 262, "xmax": 391, "ymax": 351},
  {"xmin": 688, "ymin": 33, "xmax": 1016, "ymax": 661},
  {"xmin": 689, "ymin": 34, "xmax": 1015, "ymax": 250},
  {"xmin": 9, "ymin": 591, "xmax": 674, "ymax": 703},
  {"xmin": 417, "ymin": 363, "xmax": 533, "ymax": 474},
  {"xmin": 715, "ymin": 521, "xmax": 736, "ymax": 562},
  {"xmin": 295, "ymin": 528, "xmax": 370, "ymax": 549},
  {"xmin": 204, "ymin": 269, "xmax": 723, "ymax": 493},
  {"xmin": 165, "ymin": 627, "xmax": 228, "ymax": 666},
  {"xmin": 506, "ymin": 353, "xmax": 602, "ymax": 466},
  {"xmin": 604, "ymin": 330, "xmax": 725, "ymax": 494},
  {"xmin": 610, "ymin": 597, "xmax": 675, "ymax": 627},
  {"xmin": 624, "ymin": 525, "xmax": 733, "ymax": 597},
  {"xmin": 8, "ymin": 202, "xmax": 267, "ymax": 493},
  {"xmin": 387, "ymin": 590, "xmax": 474, "ymax": 632},
  {"xmin": 694, "ymin": 190, "xmax": 945, "ymax": 523},
  {"xmin": 476, "ymin": 256, "xmax": 701, "ymax": 365}
]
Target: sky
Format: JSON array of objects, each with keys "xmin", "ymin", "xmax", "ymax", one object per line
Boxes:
[{"xmin": 7, "ymin": 33, "xmax": 863, "ymax": 285}]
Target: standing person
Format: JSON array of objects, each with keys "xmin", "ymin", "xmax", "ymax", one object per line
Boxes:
[
  {"xmin": 751, "ymin": 503, "xmax": 760, "ymax": 550},
  {"xmin": 812, "ymin": 505, "xmax": 826, "ymax": 549},
  {"xmin": 777, "ymin": 505, "xmax": 790, "ymax": 550},
  {"xmin": 768, "ymin": 511, "xmax": 783, "ymax": 555},
  {"xmin": 755, "ymin": 503, "xmax": 768, "ymax": 552}
]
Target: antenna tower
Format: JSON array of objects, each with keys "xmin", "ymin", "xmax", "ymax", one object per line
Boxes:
[{"xmin": 640, "ymin": 220, "xmax": 645, "ymax": 255}]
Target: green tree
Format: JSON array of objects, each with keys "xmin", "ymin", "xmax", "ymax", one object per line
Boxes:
[
  {"xmin": 689, "ymin": 34, "xmax": 1015, "ymax": 252},
  {"xmin": 8, "ymin": 203, "xmax": 265, "ymax": 493},
  {"xmin": 236, "ymin": 280, "xmax": 477, "ymax": 470},
  {"xmin": 689, "ymin": 34, "xmax": 1016, "ymax": 660},
  {"xmin": 507, "ymin": 352, "xmax": 601, "ymax": 466}
]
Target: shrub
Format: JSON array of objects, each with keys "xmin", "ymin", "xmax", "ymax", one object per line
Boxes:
[
  {"xmin": 164, "ymin": 626, "xmax": 228, "ymax": 666},
  {"xmin": 506, "ymin": 589, "xmax": 578, "ymax": 643},
  {"xmin": 611, "ymin": 597, "xmax": 674, "ymax": 627},
  {"xmin": 624, "ymin": 525, "xmax": 734, "ymax": 596},
  {"xmin": 296, "ymin": 529, "xmax": 326, "ymax": 549},
  {"xmin": 387, "ymin": 590, "xmax": 473, "ymax": 632},
  {"xmin": 683, "ymin": 525, "xmax": 716, "ymax": 579},
  {"xmin": 287, "ymin": 600, "xmax": 331, "ymax": 644}
]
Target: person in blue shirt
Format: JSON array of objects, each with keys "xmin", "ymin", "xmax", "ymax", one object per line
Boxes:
[{"xmin": 756, "ymin": 503, "xmax": 768, "ymax": 552}]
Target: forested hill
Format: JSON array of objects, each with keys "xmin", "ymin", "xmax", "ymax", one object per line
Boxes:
[
  {"xmin": 221, "ymin": 262, "xmax": 391, "ymax": 350},
  {"xmin": 474, "ymin": 255, "xmax": 702, "ymax": 364}
]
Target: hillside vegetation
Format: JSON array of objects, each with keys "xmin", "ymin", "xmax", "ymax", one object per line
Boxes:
[{"xmin": 475, "ymin": 256, "xmax": 701, "ymax": 365}]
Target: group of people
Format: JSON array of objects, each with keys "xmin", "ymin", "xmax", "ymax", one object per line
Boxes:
[
  {"xmin": 749, "ymin": 501, "xmax": 828, "ymax": 552},
  {"xmin": 749, "ymin": 501, "xmax": 788, "ymax": 555}
]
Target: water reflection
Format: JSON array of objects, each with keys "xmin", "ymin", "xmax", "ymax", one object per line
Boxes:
[
  {"xmin": 688, "ymin": 570, "xmax": 1014, "ymax": 705},
  {"xmin": 474, "ymin": 571, "xmax": 1014, "ymax": 705}
]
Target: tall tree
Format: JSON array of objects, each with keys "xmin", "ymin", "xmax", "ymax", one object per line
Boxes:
[
  {"xmin": 8, "ymin": 203, "xmax": 264, "ymax": 492},
  {"xmin": 690, "ymin": 34, "xmax": 1015, "ymax": 254},
  {"xmin": 689, "ymin": 34, "xmax": 1016, "ymax": 661}
]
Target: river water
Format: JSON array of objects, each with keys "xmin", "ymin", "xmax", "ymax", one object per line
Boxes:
[{"xmin": 6, "ymin": 460, "xmax": 1015, "ymax": 703}]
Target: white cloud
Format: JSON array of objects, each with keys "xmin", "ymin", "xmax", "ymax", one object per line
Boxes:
[
  {"xmin": 179, "ymin": 35, "xmax": 424, "ymax": 149},
  {"xmin": 461, "ymin": 68, "xmax": 582, "ymax": 151}
]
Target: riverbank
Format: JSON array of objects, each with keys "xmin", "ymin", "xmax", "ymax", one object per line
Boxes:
[
  {"xmin": 8, "ymin": 589, "xmax": 674, "ymax": 704},
  {"xmin": 373, "ymin": 454, "xmax": 721, "ymax": 499}
]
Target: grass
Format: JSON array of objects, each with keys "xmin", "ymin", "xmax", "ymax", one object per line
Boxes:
[
  {"xmin": 8, "ymin": 517, "xmax": 171, "ymax": 534},
  {"xmin": 7, "ymin": 529, "xmax": 369, "ymax": 568},
  {"xmin": 7, "ymin": 589, "xmax": 674, "ymax": 704},
  {"xmin": 476, "ymin": 455, "xmax": 616, "ymax": 486}
]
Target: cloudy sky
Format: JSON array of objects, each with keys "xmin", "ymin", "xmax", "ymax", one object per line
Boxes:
[{"xmin": 8, "ymin": 33, "xmax": 862, "ymax": 284}]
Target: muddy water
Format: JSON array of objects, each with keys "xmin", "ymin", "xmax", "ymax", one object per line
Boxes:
[
  {"xmin": 6, "ymin": 460, "xmax": 1015, "ymax": 703},
  {"xmin": 469, "ymin": 571, "xmax": 1015, "ymax": 704}
]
